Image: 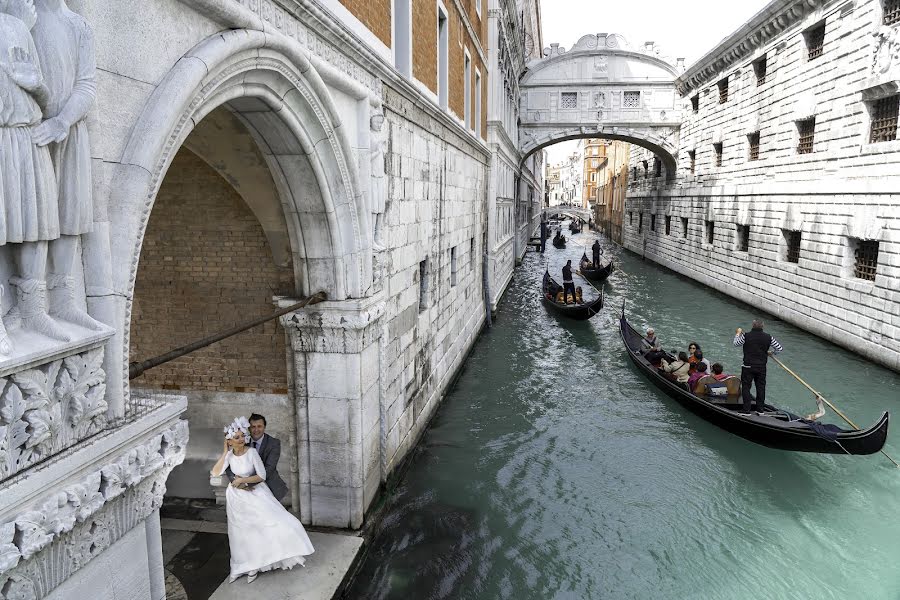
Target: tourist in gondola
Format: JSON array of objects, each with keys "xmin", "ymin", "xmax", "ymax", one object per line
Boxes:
[
  {"xmin": 642, "ymin": 327, "xmax": 666, "ymax": 364},
  {"xmin": 688, "ymin": 361, "xmax": 709, "ymax": 390},
  {"xmin": 734, "ymin": 320, "xmax": 784, "ymax": 413},
  {"xmin": 660, "ymin": 352, "xmax": 691, "ymax": 384},
  {"xmin": 561, "ymin": 260, "xmax": 576, "ymax": 304},
  {"xmin": 592, "ymin": 240, "xmax": 602, "ymax": 267},
  {"xmin": 687, "ymin": 343, "xmax": 711, "ymax": 373},
  {"xmin": 710, "ymin": 363, "xmax": 730, "ymax": 381}
]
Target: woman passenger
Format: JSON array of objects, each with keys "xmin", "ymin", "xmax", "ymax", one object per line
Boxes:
[{"xmin": 661, "ymin": 352, "xmax": 691, "ymax": 384}]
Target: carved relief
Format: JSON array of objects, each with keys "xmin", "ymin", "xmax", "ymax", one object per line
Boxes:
[
  {"xmin": 872, "ymin": 26, "xmax": 900, "ymax": 76},
  {"xmin": 0, "ymin": 347, "xmax": 106, "ymax": 480},
  {"xmin": 0, "ymin": 419, "xmax": 187, "ymax": 583}
]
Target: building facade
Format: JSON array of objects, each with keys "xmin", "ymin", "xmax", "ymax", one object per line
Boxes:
[
  {"xmin": 624, "ymin": 0, "xmax": 900, "ymax": 371},
  {"xmin": 592, "ymin": 141, "xmax": 632, "ymax": 244},
  {"xmin": 485, "ymin": 0, "xmax": 544, "ymax": 310},
  {"xmin": 0, "ymin": 0, "xmax": 511, "ymax": 597}
]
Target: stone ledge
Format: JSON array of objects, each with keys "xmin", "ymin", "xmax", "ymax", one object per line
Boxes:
[{"xmin": 0, "ymin": 326, "xmax": 114, "ymax": 379}]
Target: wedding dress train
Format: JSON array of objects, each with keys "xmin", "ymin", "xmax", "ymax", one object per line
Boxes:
[{"xmin": 213, "ymin": 448, "xmax": 315, "ymax": 580}]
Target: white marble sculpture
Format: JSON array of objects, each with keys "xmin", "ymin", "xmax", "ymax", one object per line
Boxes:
[
  {"xmin": 0, "ymin": 0, "xmax": 102, "ymax": 357},
  {"xmin": 370, "ymin": 112, "xmax": 387, "ymax": 252}
]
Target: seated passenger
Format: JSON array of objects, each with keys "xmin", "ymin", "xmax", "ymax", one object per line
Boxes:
[
  {"xmin": 687, "ymin": 343, "xmax": 711, "ymax": 373},
  {"xmin": 688, "ymin": 361, "xmax": 709, "ymax": 390},
  {"xmin": 575, "ymin": 286, "xmax": 584, "ymax": 304},
  {"xmin": 660, "ymin": 352, "xmax": 691, "ymax": 383},
  {"xmin": 555, "ymin": 291, "xmax": 565, "ymax": 303},
  {"xmin": 711, "ymin": 363, "xmax": 730, "ymax": 381}
]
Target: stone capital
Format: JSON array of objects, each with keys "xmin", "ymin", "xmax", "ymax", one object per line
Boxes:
[{"xmin": 278, "ymin": 294, "xmax": 386, "ymax": 354}]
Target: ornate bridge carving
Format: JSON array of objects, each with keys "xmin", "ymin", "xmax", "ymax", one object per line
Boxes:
[{"xmin": 520, "ymin": 34, "xmax": 683, "ymax": 178}]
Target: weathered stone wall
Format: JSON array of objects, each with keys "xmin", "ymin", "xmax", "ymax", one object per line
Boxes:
[
  {"xmin": 130, "ymin": 148, "xmax": 292, "ymax": 394},
  {"xmin": 624, "ymin": 0, "xmax": 900, "ymax": 371},
  {"xmin": 379, "ymin": 84, "xmax": 488, "ymax": 473}
]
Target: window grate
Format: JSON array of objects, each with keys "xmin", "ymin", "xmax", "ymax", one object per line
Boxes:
[
  {"xmin": 784, "ymin": 230, "xmax": 801, "ymax": 263},
  {"xmin": 691, "ymin": 95, "xmax": 699, "ymax": 113},
  {"xmin": 624, "ymin": 91, "xmax": 641, "ymax": 108},
  {"xmin": 870, "ymin": 95, "xmax": 899, "ymax": 143},
  {"xmin": 748, "ymin": 132, "xmax": 760, "ymax": 161},
  {"xmin": 560, "ymin": 92, "xmax": 578, "ymax": 109},
  {"xmin": 886, "ymin": 0, "xmax": 900, "ymax": 26},
  {"xmin": 713, "ymin": 143, "xmax": 723, "ymax": 167},
  {"xmin": 718, "ymin": 78, "xmax": 729, "ymax": 104},
  {"xmin": 665, "ymin": 215, "xmax": 671, "ymax": 235},
  {"xmin": 754, "ymin": 56, "xmax": 767, "ymax": 86},
  {"xmin": 654, "ymin": 158, "xmax": 662, "ymax": 177},
  {"xmin": 651, "ymin": 214, "xmax": 656, "ymax": 231},
  {"xmin": 806, "ymin": 23, "xmax": 825, "ymax": 60},
  {"xmin": 681, "ymin": 217, "xmax": 688, "ymax": 238},
  {"xmin": 706, "ymin": 220, "xmax": 715, "ymax": 245},
  {"xmin": 689, "ymin": 150, "xmax": 696, "ymax": 174},
  {"xmin": 629, "ymin": 211, "xmax": 633, "ymax": 225},
  {"xmin": 736, "ymin": 225, "xmax": 749, "ymax": 252},
  {"xmin": 854, "ymin": 240, "xmax": 879, "ymax": 281},
  {"xmin": 642, "ymin": 160, "xmax": 649, "ymax": 178},
  {"xmin": 797, "ymin": 118, "xmax": 815, "ymax": 154},
  {"xmin": 638, "ymin": 213, "xmax": 643, "ymax": 233}
]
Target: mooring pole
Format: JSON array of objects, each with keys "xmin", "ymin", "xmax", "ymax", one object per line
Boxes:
[{"xmin": 128, "ymin": 291, "xmax": 327, "ymax": 380}]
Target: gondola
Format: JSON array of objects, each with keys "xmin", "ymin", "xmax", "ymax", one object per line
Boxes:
[
  {"xmin": 579, "ymin": 253, "xmax": 614, "ymax": 282},
  {"xmin": 620, "ymin": 311, "xmax": 889, "ymax": 455},
  {"xmin": 569, "ymin": 221, "xmax": 582, "ymax": 234},
  {"xmin": 541, "ymin": 271, "xmax": 604, "ymax": 320},
  {"xmin": 552, "ymin": 235, "xmax": 566, "ymax": 249}
]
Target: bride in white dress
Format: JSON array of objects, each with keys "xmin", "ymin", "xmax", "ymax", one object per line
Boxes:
[{"xmin": 211, "ymin": 417, "xmax": 315, "ymax": 583}]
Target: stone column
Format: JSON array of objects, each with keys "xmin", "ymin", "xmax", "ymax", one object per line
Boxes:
[
  {"xmin": 280, "ymin": 295, "xmax": 385, "ymax": 529},
  {"xmin": 144, "ymin": 509, "xmax": 165, "ymax": 600}
]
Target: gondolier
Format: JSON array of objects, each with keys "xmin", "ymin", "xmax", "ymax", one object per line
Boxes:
[
  {"xmin": 592, "ymin": 240, "xmax": 602, "ymax": 267},
  {"xmin": 733, "ymin": 319, "xmax": 784, "ymax": 413},
  {"xmin": 562, "ymin": 260, "xmax": 576, "ymax": 304}
]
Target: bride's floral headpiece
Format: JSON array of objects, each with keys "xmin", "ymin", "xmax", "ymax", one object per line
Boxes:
[{"xmin": 224, "ymin": 416, "xmax": 251, "ymax": 444}]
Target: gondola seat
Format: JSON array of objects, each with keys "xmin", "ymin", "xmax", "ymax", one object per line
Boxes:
[{"xmin": 694, "ymin": 375, "xmax": 741, "ymax": 402}]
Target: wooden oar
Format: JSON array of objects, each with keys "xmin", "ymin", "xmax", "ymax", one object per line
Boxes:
[
  {"xmin": 771, "ymin": 355, "xmax": 899, "ymax": 468},
  {"xmin": 575, "ymin": 270, "xmax": 602, "ymax": 296}
]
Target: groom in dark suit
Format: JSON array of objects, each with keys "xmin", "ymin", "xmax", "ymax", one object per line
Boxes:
[{"xmin": 226, "ymin": 413, "xmax": 289, "ymax": 501}]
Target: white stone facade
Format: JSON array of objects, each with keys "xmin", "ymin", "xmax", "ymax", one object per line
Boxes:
[{"xmin": 624, "ymin": 0, "xmax": 900, "ymax": 371}]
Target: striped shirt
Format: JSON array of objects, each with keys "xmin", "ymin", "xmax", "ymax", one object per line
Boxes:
[{"xmin": 733, "ymin": 332, "xmax": 783, "ymax": 353}]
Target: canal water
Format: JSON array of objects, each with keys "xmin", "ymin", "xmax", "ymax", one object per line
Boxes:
[{"xmin": 348, "ymin": 228, "xmax": 900, "ymax": 600}]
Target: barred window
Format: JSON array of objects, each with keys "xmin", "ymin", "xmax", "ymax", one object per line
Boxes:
[
  {"xmin": 624, "ymin": 91, "xmax": 641, "ymax": 108},
  {"xmin": 853, "ymin": 239, "xmax": 879, "ymax": 281},
  {"xmin": 654, "ymin": 158, "xmax": 662, "ymax": 177},
  {"xmin": 681, "ymin": 217, "xmax": 689, "ymax": 238},
  {"xmin": 419, "ymin": 258, "xmax": 430, "ymax": 311},
  {"xmin": 561, "ymin": 92, "xmax": 578, "ymax": 109},
  {"xmin": 713, "ymin": 142, "xmax": 723, "ymax": 167},
  {"xmin": 689, "ymin": 149, "xmax": 696, "ymax": 174},
  {"xmin": 806, "ymin": 22, "xmax": 826, "ymax": 61},
  {"xmin": 797, "ymin": 118, "xmax": 815, "ymax": 154},
  {"xmin": 870, "ymin": 95, "xmax": 899, "ymax": 143},
  {"xmin": 706, "ymin": 220, "xmax": 715, "ymax": 245},
  {"xmin": 632, "ymin": 166, "xmax": 637, "ymax": 179},
  {"xmin": 783, "ymin": 230, "xmax": 801, "ymax": 263},
  {"xmin": 629, "ymin": 211, "xmax": 633, "ymax": 225},
  {"xmin": 665, "ymin": 215, "xmax": 671, "ymax": 235},
  {"xmin": 748, "ymin": 132, "xmax": 760, "ymax": 161},
  {"xmin": 642, "ymin": 160, "xmax": 649, "ymax": 178},
  {"xmin": 754, "ymin": 56, "xmax": 767, "ymax": 86},
  {"xmin": 736, "ymin": 225, "xmax": 750, "ymax": 252},
  {"xmin": 885, "ymin": 0, "xmax": 900, "ymax": 26},
  {"xmin": 651, "ymin": 214, "xmax": 656, "ymax": 231},
  {"xmin": 718, "ymin": 78, "xmax": 729, "ymax": 104},
  {"xmin": 691, "ymin": 95, "xmax": 699, "ymax": 113},
  {"xmin": 638, "ymin": 213, "xmax": 643, "ymax": 233}
]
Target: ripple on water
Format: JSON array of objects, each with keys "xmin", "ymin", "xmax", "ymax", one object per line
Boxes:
[{"xmin": 348, "ymin": 232, "xmax": 900, "ymax": 600}]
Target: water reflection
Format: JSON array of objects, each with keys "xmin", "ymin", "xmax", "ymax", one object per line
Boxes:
[{"xmin": 348, "ymin": 228, "xmax": 900, "ymax": 600}]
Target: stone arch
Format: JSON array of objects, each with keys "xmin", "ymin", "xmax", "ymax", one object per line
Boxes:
[{"xmin": 106, "ymin": 28, "xmax": 371, "ymax": 409}]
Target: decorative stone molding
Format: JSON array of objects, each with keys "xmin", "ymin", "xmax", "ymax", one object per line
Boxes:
[
  {"xmin": 279, "ymin": 297, "xmax": 386, "ymax": 354},
  {"xmin": 541, "ymin": 33, "xmax": 678, "ymax": 68},
  {"xmin": 0, "ymin": 346, "xmax": 108, "ymax": 481},
  {"xmin": 0, "ymin": 420, "xmax": 187, "ymax": 582},
  {"xmin": 677, "ymin": 0, "xmax": 834, "ymax": 96}
]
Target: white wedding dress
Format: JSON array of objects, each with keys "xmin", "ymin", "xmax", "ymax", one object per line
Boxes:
[{"xmin": 213, "ymin": 448, "xmax": 315, "ymax": 579}]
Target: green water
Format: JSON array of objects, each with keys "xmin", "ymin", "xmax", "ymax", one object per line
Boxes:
[{"xmin": 348, "ymin": 230, "xmax": 900, "ymax": 600}]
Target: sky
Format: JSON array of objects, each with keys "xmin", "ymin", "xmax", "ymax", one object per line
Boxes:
[{"xmin": 540, "ymin": 0, "xmax": 772, "ymax": 164}]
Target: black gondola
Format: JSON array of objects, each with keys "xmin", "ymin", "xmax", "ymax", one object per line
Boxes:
[
  {"xmin": 541, "ymin": 271, "xmax": 604, "ymax": 320},
  {"xmin": 552, "ymin": 234, "xmax": 566, "ymax": 249},
  {"xmin": 579, "ymin": 253, "xmax": 614, "ymax": 282},
  {"xmin": 569, "ymin": 221, "xmax": 582, "ymax": 234},
  {"xmin": 620, "ymin": 311, "xmax": 889, "ymax": 455}
]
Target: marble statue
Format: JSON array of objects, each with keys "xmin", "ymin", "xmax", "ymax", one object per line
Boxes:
[
  {"xmin": 370, "ymin": 112, "xmax": 387, "ymax": 252},
  {"xmin": 0, "ymin": 0, "xmax": 60, "ymax": 354}
]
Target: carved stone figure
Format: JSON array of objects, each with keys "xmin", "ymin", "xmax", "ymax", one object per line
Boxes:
[
  {"xmin": 369, "ymin": 112, "xmax": 387, "ymax": 251},
  {"xmin": 28, "ymin": 0, "xmax": 103, "ymax": 334},
  {"xmin": 872, "ymin": 27, "xmax": 900, "ymax": 76},
  {"xmin": 0, "ymin": 0, "xmax": 61, "ymax": 354}
]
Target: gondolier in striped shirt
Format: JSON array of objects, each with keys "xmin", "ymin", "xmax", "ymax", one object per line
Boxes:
[{"xmin": 733, "ymin": 319, "xmax": 784, "ymax": 413}]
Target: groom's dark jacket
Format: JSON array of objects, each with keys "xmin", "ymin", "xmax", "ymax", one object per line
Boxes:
[{"xmin": 226, "ymin": 433, "xmax": 289, "ymax": 502}]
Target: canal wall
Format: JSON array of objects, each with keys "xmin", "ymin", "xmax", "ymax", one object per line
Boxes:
[{"xmin": 624, "ymin": 0, "xmax": 900, "ymax": 372}]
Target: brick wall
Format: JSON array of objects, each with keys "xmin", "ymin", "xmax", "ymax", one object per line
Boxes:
[
  {"xmin": 339, "ymin": 0, "xmax": 392, "ymax": 46},
  {"xmin": 130, "ymin": 148, "xmax": 294, "ymax": 393}
]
